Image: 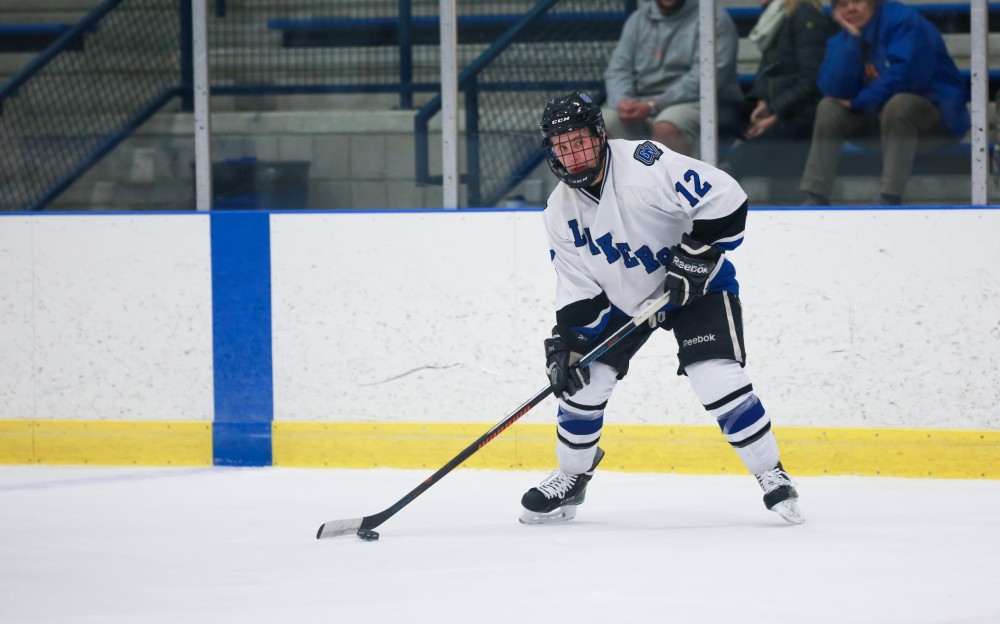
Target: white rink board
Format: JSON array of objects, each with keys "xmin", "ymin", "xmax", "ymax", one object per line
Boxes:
[
  {"xmin": 0, "ymin": 217, "xmax": 35, "ymax": 418},
  {"xmin": 269, "ymin": 211, "xmax": 555, "ymax": 425},
  {"xmin": 740, "ymin": 210, "xmax": 1000, "ymax": 430},
  {"xmin": 271, "ymin": 209, "xmax": 1000, "ymax": 430},
  {"xmin": 2, "ymin": 209, "xmax": 997, "ymax": 429},
  {"xmin": 0, "ymin": 215, "xmax": 214, "ymax": 421}
]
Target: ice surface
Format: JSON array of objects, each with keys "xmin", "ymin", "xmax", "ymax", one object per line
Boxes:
[{"xmin": 2, "ymin": 466, "xmax": 998, "ymax": 624}]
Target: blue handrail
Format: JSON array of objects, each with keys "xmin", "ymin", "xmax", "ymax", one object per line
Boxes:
[{"xmin": 0, "ymin": 0, "xmax": 123, "ymax": 99}]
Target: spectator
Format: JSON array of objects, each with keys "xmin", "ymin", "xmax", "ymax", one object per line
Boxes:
[
  {"xmin": 724, "ymin": 0, "xmax": 836, "ymax": 179},
  {"xmin": 603, "ymin": 0, "xmax": 745, "ymax": 157},
  {"xmin": 799, "ymin": 0, "xmax": 970, "ymax": 205}
]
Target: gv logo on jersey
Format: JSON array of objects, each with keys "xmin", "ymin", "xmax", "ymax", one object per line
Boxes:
[
  {"xmin": 567, "ymin": 219, "xmax": 670, "ymax": 274},
  {"xmin": 633, "ymin": 141, "xmax": 663, "ymax": 166}
]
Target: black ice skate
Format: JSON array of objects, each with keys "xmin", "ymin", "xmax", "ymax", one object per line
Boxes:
[
  {"xmin": 755, "ymin": 461, "xmax": 805, "ymax": 524},
  {"xmin": 519, "ymin": 447, "xmax": 605, "ymax": 525}
]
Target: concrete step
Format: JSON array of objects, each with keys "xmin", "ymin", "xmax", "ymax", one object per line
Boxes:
[
  {"xmin": 0, "ymin": 52, "xmax": 36, "ymax": 81},
  {"xmin": 0, "ymin": 87, "xmax": 176, "ymax": 119},
  {"xmin": 0, "ymin": 10, "xmax": 89, "ymax": 24},
  {"xmin": 24, "ymin": 106, "xmax": 992, "ymax": 213},
  {"xmin": 214, "ymin": 0, "xmax": 543, "ymax": 16},
  {"xmin": 47, "ymin": 179, "xmax": 194, "ymax": 211},
  {"xmin": 0, "ymin": 0, "xmax": 96, "ymax": 10},
  {"xmin": 737, "ymin": 173, "xmax": 995, "ymax": 205}
]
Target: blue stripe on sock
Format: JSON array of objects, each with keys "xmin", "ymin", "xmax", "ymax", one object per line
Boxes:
[
  {"xmin": 717, "ymin": 396, "xmax": 766, "ymax": 436},
  {"xmin": 557, "ymin": 409, "xmax": 604, "ymax": 436}
]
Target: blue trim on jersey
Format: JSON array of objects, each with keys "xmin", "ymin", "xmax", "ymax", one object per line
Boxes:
[
  {"xmin": 714, "ymin": 236, "xmax": 744, "ymax": 252},
  {"xmin": 557, "ymin": 409, "xmax": 604, "ymax": 435},
  {"xmin": 717, "ymin": 396, "xmax": 766, "ymax": 436},
  {"xmin": 573, "ymin": 307, "xmax": 613, "ymax": 340},
  {"xmin": 571, "ymin": 301, "xmax": 634, "ymax": 341},
  {"xmin": 577, "ymin": 188, "xmax": 600, "ymax": 205},
  {"xmin": 708, "ymin": 258, "xmax": 740, "ymax": 297},
  {"xmin": 598, "ymin": 146, "xmax": 612, "ymax": 196}
]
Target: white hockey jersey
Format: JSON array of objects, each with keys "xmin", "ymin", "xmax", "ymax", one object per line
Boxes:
[{"xmin": 543, "ymin": 138, "xmax": 749, "ymax": 328}]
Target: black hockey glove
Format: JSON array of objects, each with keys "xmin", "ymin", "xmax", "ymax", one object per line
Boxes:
[
  {"xmin": 665, "ymin": 233, "xmax": 722, "ymax": 307},
  {"xmin": 544, "ymin": 324, "xmax": 592, "ymax": 397}
]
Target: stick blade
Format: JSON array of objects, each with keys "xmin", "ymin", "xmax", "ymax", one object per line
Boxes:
[{"xmin": 316, "ymin": 517, "xmax": 363, "ymax": 540}]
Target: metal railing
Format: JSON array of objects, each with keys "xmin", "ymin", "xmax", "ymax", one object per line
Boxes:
[
  {"xmin": 0, "ymin": 0, "xmax": 181, "ymax": 211},
  {"xmin": 415, "ymin": 0, "xmax": 635, "ymax": 206}
]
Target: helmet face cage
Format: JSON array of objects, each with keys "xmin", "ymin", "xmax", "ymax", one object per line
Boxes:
[{"xmin": 539, "ymin": 91, "xmax": 607, "ymax": 189}]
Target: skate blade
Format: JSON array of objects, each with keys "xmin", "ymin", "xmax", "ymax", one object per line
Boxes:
[
  {"xmin": 519, "ymin": 505, "xmax": 578, "ymax": 525},
  {"xmin": 771, "ymin": 499, "xmax": 805, "ymax": 524}
]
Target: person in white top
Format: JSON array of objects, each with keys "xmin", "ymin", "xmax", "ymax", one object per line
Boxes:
[{"xmin": 520, "ymin": 91, "xmax": 804, "ymax": 526}]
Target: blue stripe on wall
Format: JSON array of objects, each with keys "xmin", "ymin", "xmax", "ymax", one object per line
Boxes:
[{"xmin": 210, "ymin": 212, "xmax": 273, "ymax": 466}]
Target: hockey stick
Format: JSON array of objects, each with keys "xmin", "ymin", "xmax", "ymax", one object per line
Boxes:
[{"xmin": 316, "ymin": 289, "xmax": 674, "ymax": 540}]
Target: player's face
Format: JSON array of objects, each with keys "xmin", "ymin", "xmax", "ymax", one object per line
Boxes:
[
  {"xmin": 550, "ymin": 128, "xmax": 604, "ymax": 183},
  {"xmin": 834, "ymin": 0, "xmax": 875, "ymax": 29}
]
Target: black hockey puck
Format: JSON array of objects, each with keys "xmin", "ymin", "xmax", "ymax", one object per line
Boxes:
[{"xmin": 357, "ymin": 529, "xmax": 380, "ymax": 542}]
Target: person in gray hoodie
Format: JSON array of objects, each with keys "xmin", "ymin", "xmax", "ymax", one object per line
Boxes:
[{"xmin": 603, "ymin": 0, "xmax": 746, "ymax": 157}]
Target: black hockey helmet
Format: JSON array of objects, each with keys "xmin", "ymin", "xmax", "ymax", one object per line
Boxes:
[{"xmin": 539, "ymin": 91, "xmax": 607, "ymax": 188}]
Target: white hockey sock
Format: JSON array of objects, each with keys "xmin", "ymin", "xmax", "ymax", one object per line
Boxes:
[
  {"xmin": 557, "ymin": 443, "xmax": 598, "ymax": 476},
  {"xmin": 554, "ymin": 363, "xmax": 617, "ymax": 474},
  {"xmin": 733, "ymin": 429, "xmax": 780, "ymax": 475}
]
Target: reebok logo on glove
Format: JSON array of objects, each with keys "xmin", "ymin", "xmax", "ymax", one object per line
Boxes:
[
  {"xmin": 671, "ymin": 256, "xmax": 711, "ymax": 274},
  {"xmin": 664, "ymin": 233, "xmax": 722, "ymax": 307}
]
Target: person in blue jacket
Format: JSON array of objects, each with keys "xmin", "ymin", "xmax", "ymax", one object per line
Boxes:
[{"xmin": 798, "ymin": 0, "xmax": 970, "ymax": 205}]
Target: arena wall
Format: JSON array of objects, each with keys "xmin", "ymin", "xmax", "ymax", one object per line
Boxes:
[{"xmin": 1, "ymin": 207, "xmax": 997, "ymax": 477}]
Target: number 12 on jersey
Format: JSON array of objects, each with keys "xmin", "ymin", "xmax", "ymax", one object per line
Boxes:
[{"xmin": 675, "ymin": 169, "xmax": 712, "ymax": 207}]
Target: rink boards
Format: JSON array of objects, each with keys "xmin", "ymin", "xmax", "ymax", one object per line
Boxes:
[{"xmin": 0, "ymin": 208, "xmax": 997, "ymax": 477}]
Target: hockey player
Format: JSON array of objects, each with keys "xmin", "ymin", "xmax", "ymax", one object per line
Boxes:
[{"xmin": 520, "ymin": 91, "xmax": 804, "ymax": 526}]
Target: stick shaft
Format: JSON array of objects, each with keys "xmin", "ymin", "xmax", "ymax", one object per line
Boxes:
[{"xmin": 317, "ymin": 290, "xmax": 672, "ymax": 538}]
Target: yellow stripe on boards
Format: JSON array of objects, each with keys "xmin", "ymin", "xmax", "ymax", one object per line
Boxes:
[
  {"xmin": 776, "ymin": 427, "xmax": 999, "ymax": 479},
  {"xmin": 1, "ymin": 420, "xmax": 996, "ymax": 477},
  {"xmin": 271, "ymin": 422, "xmax": 558, "ymax": 471},
  {"xmin": 0, "ymin": 420, "xmax": 212, "ymax": 466},
  {"xmin": 273, "ymin": 422, "xmax": 1000, "ymax": 479},
  {"xmin": 0, "ymin": 420, "xmax": 34, "ymax": 464}
]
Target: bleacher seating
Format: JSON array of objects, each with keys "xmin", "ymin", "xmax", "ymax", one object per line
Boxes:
[
  {"xmin": 0, "ymin": 23, "xmax": 74, "ymax": 52},
  {"xmin": 269, "ymin": 12, "xmax": 629, "ymax": 47},
  {"xmin": 269, "ymin": 2, "xmax": 991, "ymax": 204},
  {"xmin": 0, "ymin": 0, "xmax": 92, "ymax": 84},
  {"xmin": 5, "ymin": 0, "xmax": 992, "ymax": 210},
  {"xmin": 269, "ymin": 4, "xmax": 1000, "ymax": 46},
  {"xmin": 268, "ymin": 4, "xmax": 1000, "ymax": 106}
]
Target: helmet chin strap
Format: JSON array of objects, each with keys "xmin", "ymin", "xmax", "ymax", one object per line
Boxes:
[{"xmin": 560, "ymin": 162, "xmax": 603, "ymax": 189}]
